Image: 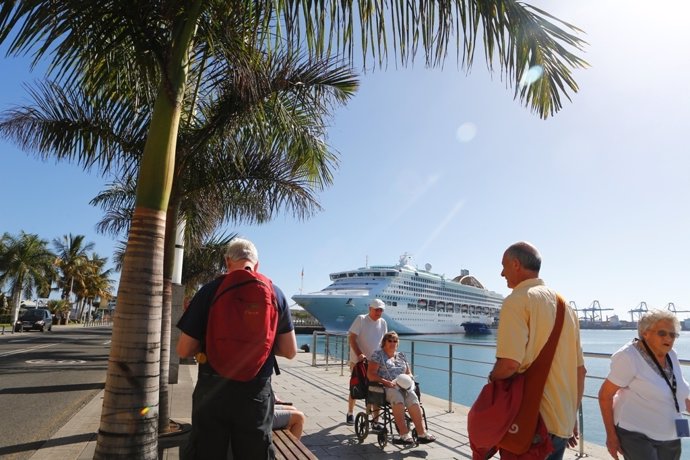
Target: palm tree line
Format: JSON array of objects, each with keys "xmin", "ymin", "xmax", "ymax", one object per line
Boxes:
[
  {"xmin": 0, "ymin": 1, "xmax": 587, "ymax": 457},
  {"xmin": 0, "ymin": 231, "xmax": 114, "ymax": 324}
]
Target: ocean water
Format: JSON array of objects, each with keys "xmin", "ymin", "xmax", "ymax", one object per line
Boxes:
[{"xmin": 297, "ymin": 329, "xmax": 690, "ymax": 456}]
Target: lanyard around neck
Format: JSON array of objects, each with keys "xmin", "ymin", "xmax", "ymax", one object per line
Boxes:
[{"xmin": 640, "ymin": 339, "xmax": 680, "ymax": 413}]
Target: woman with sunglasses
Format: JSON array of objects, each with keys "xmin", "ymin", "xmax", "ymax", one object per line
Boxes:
[
  {"xmin": 367, "ymin": 331, "xmax": 436, "ymax": 444},
  {"xmin": 598, "ymin": 309, "xmax": 690, "ymax": 460}
]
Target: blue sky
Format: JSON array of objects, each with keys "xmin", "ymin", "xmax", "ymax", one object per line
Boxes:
[{"xmin": 1, "ymin": 1, "xmax": 690, "ymax": 321}]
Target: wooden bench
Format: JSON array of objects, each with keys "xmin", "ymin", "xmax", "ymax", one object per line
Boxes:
[{"xmin": 274, "ymin": 429, "xmax": 317, "ymax": 460}]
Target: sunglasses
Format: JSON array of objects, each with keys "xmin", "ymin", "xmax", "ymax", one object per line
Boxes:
[
  {"xmin": 386, "ymin": 338, "xmax": 398, "ymax": 343},
  {"xmin": 654, "ymin": 329, "xmax": 680, "ymax": 339}
]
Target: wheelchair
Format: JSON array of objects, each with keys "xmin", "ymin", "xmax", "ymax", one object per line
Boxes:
[{"xmin": 353, "ymin": 381, "xmax": 427, "ymax": 448}]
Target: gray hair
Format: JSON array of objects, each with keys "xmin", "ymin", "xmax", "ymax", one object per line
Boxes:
[
  {"xmin": 224, "ymin": 237, "xmax": 258, "ymax": 264},
  {"xmin": 637, "ymin": 309, "xmax": 680, "ymax": 338},
  {"xmin": 505, "ymin": 241, "xmax": 541, "ymax": 272}
]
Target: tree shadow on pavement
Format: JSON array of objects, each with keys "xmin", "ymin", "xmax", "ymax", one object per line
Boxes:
[{"xmin": 0, "ymin": 432, "xmax": 95, "ymax": 456}]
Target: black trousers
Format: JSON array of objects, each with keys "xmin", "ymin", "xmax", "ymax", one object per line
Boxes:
[{"xmin": 182, "ymin": 374, "xmax": 275, "ymax": 460}]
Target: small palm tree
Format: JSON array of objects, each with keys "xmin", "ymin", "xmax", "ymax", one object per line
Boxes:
[
  {"xmin": 52, "ymin": 234, "xmax": 95, "ymax": 318},
  {"xmin": 47, "ymin": 299, "xmax": 71, "ymax": 324},
  {"xmin": 0, "ymin": 232, "xmax": 56, "ymax": 324},
  {"xmin": 73, "ymin": 253, "xmax": 114, "ymax": 321}
]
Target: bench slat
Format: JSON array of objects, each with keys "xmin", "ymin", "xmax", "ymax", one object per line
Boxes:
[{"xmin": 274, "ymin": 429, "xmax": 317, "ymax": 460}]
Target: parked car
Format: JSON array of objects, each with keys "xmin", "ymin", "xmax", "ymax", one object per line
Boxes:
[{"xmin": 14, "ymin": 308, "xmax": 53, "ymax": 332}]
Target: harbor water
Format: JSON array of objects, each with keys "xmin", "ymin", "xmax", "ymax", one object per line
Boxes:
[{"xmin": 297, "ymin": 329, "xmax": 690, "ymax": 458}]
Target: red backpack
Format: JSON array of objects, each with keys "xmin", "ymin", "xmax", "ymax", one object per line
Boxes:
[{"xmin": 205, "ymin": 269, "xmax": 279, "ymax": 381}]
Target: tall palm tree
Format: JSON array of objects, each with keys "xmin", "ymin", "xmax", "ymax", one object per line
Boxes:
[
  {"xmin": 0, "ymin": 2, "xmax": 587, "ymax": 457},
  {"xmin": 113, "ymin": 52, "xmax": 355, "ymax": 432},
  {"xmin": 0, "ymin": 231, "xmax": 56, "ymax": 324}
]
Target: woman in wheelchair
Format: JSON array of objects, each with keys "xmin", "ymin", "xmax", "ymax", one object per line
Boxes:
[{"xmin": 367, "ymin": 331, "xmax": 436, "ymax": 444}]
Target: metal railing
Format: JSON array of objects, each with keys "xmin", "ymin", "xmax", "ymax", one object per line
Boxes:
[
  {"xmin": 82, "ymin": 318, "xmax": 113, "ymax": 327},
  {"xmin": 310, "ymin": 331, "xmax": 690, "ymax": 458},
  {"xmin": 0, "ymin": 319, "xmax": 113, "ymax": 334}
]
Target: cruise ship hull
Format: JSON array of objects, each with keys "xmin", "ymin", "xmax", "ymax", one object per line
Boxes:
[
  {"xmin": 292, "ymin": 294, "xmax": 492, "ymax": 334},
  {"xmin": 292, "ymin": 255, "xmax": 503, "ymax": 335}
]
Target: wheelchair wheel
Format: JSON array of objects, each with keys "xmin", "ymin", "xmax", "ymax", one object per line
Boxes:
[
  {"xmin": 411, "ymin": 428, "xmax": 419, "ymax": 445},
  {"xmin": 377, "ymin": 430, "xmax": 388, "ymax": 448},
  {"xmin": 354, "ymin": 412, "xmax": 369, "ymax": 442}
]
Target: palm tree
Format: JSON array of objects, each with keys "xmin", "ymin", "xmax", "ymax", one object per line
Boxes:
[
  {"xmin": 46, "ymin": 298, "xmax": 71, "ymax": 324},
  {"xmin": 0, "ymin": 2, "xmax": 587, "ymax": 457},
  {"xmin": 72, "ymin": 253, "xmax": 114, "ymax": 321},
  {"xmin": 0, "ymin": 232, "xmax": 56, "ymax": 324},
  {"xmin": 180, "ymin": 233, "xmax": 236, "ymax": 294},
  {"xmin": 52, "ymin": 234, "xmax": 95, "ymax": 318}
]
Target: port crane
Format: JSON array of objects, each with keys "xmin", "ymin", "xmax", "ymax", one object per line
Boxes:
[
  {"xmin": 577, "ymin": 300, "xmax": 614, "ymax": 322},
  {"xmin": 628, "ymin": 302, "xmax": 649, "ymax": 322},
  {"xmin": 666, "ymin": 302, "xmax": 690, "ymax": 315}
]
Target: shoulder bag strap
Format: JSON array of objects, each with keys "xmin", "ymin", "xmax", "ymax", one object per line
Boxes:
[{"xmin": 497, "ymin": 294, "xmax": 566, "ymax": 454}]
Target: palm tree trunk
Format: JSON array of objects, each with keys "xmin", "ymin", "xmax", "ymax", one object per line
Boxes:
[
  {"xmin": 10, "ymin": 282, "xmax": 23, "ymax": 325},
  {"xmin": 158, "ymin": 202, "xmax": 178, "ymax": 433},
  {"xmin": 95, "ymin": 208, "xmax": 166, "ymax": 458},
  {"xmin": 95, "ymin": 3, "xmax": 203, "ymax": 456},
  {"xmin": 77, "ymin": 298, "xmax": 86, "ymax": 322}
]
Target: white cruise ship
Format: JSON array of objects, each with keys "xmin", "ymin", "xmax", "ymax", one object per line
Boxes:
[{"xmin": 292, "ymin": 254, "xmax": 504, "ymax": 334}]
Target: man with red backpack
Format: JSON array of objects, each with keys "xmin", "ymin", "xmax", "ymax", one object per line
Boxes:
[{"xmin": 176, "ymin": 237, "xmax": 297, "ymax": 459}]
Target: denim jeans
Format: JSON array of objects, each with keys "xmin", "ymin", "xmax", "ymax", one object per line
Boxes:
[{"xmin": 545, "ymin": 435, "xmax": 568, "ymax": 460}]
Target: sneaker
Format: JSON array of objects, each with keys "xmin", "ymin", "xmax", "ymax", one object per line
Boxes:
[
  {"xmin": 371, "ymin": 422, "xmax": 385, "ymax": 431},
  {"xmin": 346, "ymin": 414, "xmax": 354, "ymax": 425}
]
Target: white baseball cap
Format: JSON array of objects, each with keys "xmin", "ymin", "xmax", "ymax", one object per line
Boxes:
[
  {"xmin": 369, "ymin": 299, "xmax": 386, "ymax": 310},
  {"xmin": 395, "ymin": 374, "xmax": 415, "ymax": 390}
]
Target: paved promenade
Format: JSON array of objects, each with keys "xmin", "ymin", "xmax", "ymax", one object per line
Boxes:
[{"xmin": 30, "ymin": 351, "xmax": 610, "ymax": 459}]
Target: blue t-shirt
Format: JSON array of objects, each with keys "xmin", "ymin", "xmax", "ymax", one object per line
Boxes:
[{"xmin": 176, "ymin": 273, "xmax": 294, "ymax": 381}]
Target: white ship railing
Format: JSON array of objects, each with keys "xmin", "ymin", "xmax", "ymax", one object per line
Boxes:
[{"xmin": 310, "ymin": 331, "xmax": 690, "ymax": 458}]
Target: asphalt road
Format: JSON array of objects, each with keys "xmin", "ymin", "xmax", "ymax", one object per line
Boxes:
[{"xmin": 0, "ymin": 325, "xmax": 111, "ymax": 460}]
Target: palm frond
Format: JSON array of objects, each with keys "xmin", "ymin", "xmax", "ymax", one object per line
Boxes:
[{"xmin": 0, "ymin": 80, "xmax": 147, "ymax": 173}]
